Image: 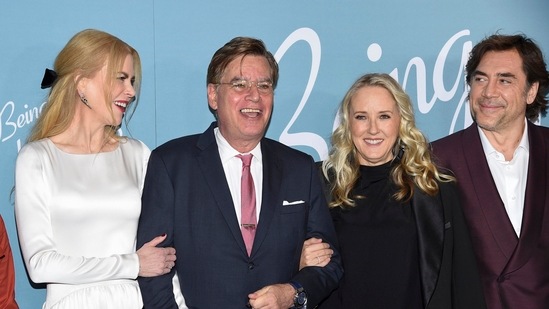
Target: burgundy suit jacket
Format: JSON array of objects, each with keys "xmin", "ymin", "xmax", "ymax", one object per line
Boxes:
[{"xmin": 431, "ymin": 121, "xmax": 549, "ymax": 309}]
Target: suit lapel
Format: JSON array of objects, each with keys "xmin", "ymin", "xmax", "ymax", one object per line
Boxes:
[
  {"xmin": 196, "ymin": 123, "xmax": 248, "ymax": 256},
  {"xmin": 250, "ymin": 141, "xmax": 283, "ymax": 257},
  {"xmin": 462, "ymin": 125, "xmax": 518, "ymax": 257},
  {"xmin": 504, "ymin": 121, "xmax": 547, "ymax": 273},
  {"xmin": 412, "ymin": 187, "xmax": 443, "ymax": 306}
]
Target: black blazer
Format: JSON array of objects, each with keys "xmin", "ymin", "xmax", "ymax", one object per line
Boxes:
[
  {"xmin": 317, "ymin": 164, "xmax": 486, "ymax": 309},
  {"xmin": 413, "ymin": 181, "xmax": 486, "ymax": 309},
  {"xmin": 137, "ymin": 122, "xmax": 343, "ymax": 308}
]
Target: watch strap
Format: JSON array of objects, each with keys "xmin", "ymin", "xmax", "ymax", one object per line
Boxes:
[
  {"xmin": 288, "ymin": 280, "xmax": 304, "ymax": 293},
  {"xmin": 288, "ymin": 281, "xmax": 307, "ymax": 308}
]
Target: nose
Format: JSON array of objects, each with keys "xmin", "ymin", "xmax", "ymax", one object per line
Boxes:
[
  {"xmin": 367, "ymin": 119, "xmax": 379, "ymax": 134},
  {"xmin": 246, "ymin": 83, "xmax": 260, "ymax": 102},
  {"xmin": 482, "ymin": 79, "xmax": 498, "ymax": 98},
  {"xmin": 126, "ymin": 83, "xmax": 136, "ymax": 100}
]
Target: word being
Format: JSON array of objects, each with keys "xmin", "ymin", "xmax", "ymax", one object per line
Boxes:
[
  {"xmin": 274, "ymin": 27, "xmax": 328, "ymax": 160},
  {"xmin": 272, "ymin": 28, "xmax": 477, "ymax": 161},
  {"xmin": 382, "ymin": 29, "xmax": 474, "ymax": 134},
  {"xmin": 1, "ymin": 101, "xmax": 46, "ymax": 149}
]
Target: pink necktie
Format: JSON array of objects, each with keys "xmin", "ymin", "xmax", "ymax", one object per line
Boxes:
[{"xmin": 237, "ymin": 154, "xmax": 257, "ymax": 256}]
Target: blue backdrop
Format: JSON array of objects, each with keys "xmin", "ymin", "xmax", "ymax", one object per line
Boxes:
[{"xmin": 1, "ymin": 1, "xmax": 548, "ymax": 307}]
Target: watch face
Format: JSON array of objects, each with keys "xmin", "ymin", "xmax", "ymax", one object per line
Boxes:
[{"xmin": 296, "ymin": 291, "xmax": 307, "ymax": 305}]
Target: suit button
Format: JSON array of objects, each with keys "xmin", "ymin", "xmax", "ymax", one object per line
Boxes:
[{"xmin": 248, "ymin": 263, "xmax": 255, "ymax": 270}]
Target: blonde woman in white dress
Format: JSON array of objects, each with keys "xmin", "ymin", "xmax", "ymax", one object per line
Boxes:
[{"xmin": 14, "ymin": 29, "xmax": 178, "ymax": 309}]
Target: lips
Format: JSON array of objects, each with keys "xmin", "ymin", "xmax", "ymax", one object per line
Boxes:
[
  {"xmin": 364, "ymin": 139, "xmax": 383, "ymax": 145},
  {"xmin": 478, "ymin": 98, "xmax": 504, "ymax": 108},
  {"xmin": 479, "ymin": 102, "xmax": 503, "ymax": 108},
  {"xmin": 114, "ymin": 101, "xmax": 128, "ymax": 113},
  {"xmin": 241, "ymin": 108, "xmax": 262, "ymax": 117}
]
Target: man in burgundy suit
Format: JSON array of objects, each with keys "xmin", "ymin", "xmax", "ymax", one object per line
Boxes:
[{"xmin": 432, "ymin": 34, "xmax": 549, "ymax": 309}]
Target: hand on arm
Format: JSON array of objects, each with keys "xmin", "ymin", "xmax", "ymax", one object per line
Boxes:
[
  {"xmin": 137, "ymin": 234, "xmax": 176, "ymax": 277},
  {"xmin": 299, "ymin": 237, "xmax": 333, "ymax": 270},
  {"xmin": 248, "ymin": 283, "xmax": 294, "ymax": 309}
]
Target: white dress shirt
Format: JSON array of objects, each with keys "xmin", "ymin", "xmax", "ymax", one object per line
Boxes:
[
  {"xmin": 478, "ymin": 119, "xmax": 529, "ymax": 237},
  {"xmin": 214, "ymin": 127, "xmax": 263, "ymax": 225}
]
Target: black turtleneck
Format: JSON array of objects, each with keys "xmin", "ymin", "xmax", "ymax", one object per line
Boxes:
[{"xmin": 324, "ymin": 161, "xmax": 423, "ymax": 309}]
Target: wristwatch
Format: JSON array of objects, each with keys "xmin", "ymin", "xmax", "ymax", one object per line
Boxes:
[{"xmin": 288, "ymin": 281, "xmax": 307, "ymax": 308}]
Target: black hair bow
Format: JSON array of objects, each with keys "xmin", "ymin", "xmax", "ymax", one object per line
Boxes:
[{"xmin": 41, "ymin": 68, "xmax": 58, "ymax": 89}]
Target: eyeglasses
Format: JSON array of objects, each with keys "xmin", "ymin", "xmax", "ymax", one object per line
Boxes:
[{"xmin": 217, "ymin": 79, "xmax": 274, "ymax": 95}]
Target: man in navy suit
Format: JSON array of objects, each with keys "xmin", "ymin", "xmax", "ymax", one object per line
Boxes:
[
  {"xmin": 137, "ymin": 37, "xmax": 342, "ymax": 309},
  {"xmin": 432, "ymin": 34, "xmax": 549, "ymax": 309}
]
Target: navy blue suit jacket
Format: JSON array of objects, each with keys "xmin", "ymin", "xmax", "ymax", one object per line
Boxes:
[{"xmin": 137, "ymin": 122, "xmax": 343, "ymax": 308}]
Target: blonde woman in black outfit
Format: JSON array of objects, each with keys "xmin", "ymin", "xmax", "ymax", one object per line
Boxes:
[{"xmin": 301, "ymin": 73, "xmax": 486, "ymax": 309}]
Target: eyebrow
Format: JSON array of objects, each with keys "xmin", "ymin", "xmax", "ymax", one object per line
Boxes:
[
  {"xmin": 497, "ymin": 72, "xmax": 517, "ymax": 79},
  {"xmin": 228, "ymin": 76, "xmax": 272, "ymax": 83},
  {"xmin": 353, "ymin": 110, "xmax": 394, "ymax": 114},
  {"xmin": 473, "ymin": 70, "xmax": 517, "ymax": 79},
  {"xmin": 227, "ymin": 76, "xmax": 243, "ymax": 83}
]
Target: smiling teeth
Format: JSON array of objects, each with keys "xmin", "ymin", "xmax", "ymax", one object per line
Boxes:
[
  {"xmin": 365, "ymin": 139, "xmax": 382, "ymax": 144},
  {"xmin": 114, "ymin": 101, "xmax": 127, "ymax": 108},
  {"xmin": 241, "ymin": 108, "xmax": 261, "ymax": 113}
]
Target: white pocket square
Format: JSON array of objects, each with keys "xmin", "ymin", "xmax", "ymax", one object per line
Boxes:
[{"xmin": 283, "ymin": 200, "xmax": 305, "ymax": 206}]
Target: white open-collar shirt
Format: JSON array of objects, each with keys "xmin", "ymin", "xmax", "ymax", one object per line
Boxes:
[
  {"xmin": 214, "ymin": 127, "xmax": 263, "ymax": 225},
  {"xmin": 478, "ymin": 118, "xmax": 529, "ymax": 237}
]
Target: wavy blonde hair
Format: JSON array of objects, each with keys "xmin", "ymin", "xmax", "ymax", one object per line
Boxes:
[
  {"xmin": 322, "ymin": 73, "xmax": 454, "ymax": 208},
  {"xmin": 28, "ymin": 29, "xmax": 142, "ymax": 142}
]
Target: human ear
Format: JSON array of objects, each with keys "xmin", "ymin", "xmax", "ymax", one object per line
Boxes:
[
  {"xmin": 526, "ymin": 82, "xmax": 539, "ymax": 104},
  {"xmin": 207, "ymin": 83, "xmax": 218, "ymax": 110},
  {"xmin": 74, "ymin": 73, "xmax": 89, "ymax": 97}
]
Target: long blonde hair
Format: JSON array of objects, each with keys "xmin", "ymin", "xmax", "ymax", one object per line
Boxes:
[
  {"xmin": 323, "ymin": 73, "xmax": 454, "ymax": 208},
  {"xmin": 28, "ymin": 29, "xmax": 142, "ymax": 142}
]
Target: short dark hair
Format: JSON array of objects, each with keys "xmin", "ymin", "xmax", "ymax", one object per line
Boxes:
[
  {"xmin": 465, "ymin": 33, "xmax": 549, "ymax": 122},
  {"xmin": 206, "ymin": 37, "xmax": 279, "ymax": 89}
]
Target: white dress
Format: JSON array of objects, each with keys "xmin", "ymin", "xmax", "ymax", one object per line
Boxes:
[{"xmin": 15, "ymin": 138, "xmax": 150, "ymax": 309}]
